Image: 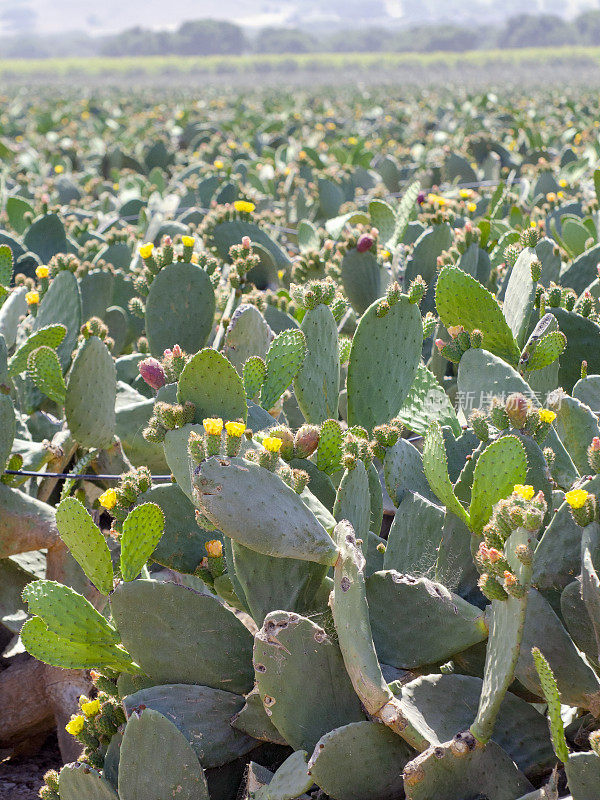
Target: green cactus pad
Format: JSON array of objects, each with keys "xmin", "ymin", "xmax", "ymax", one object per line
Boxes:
[
  {"xmin": 0, "ymin": 244, "xmax": 13, "ymax": 287},
  {"xmin": 316, "ymin": 419, "xmax": 343, "ymax": 475},
  {"xmin": 256, "ymin": 750, "xmax": 312, "ymax": 800},
  {"xmin": 260, "ymin": 328, "xmax": 306, "ymax": 411},
  {"xmin": 403, "ymin": 739, "xmax": 532, "ymax": 800},
  {"xmin": 366, "ymin": 572, "xmax": 487, "ymax": 668},
  {"xmin": 123, "ymin": 683, "xmax": 256, "ymax": 768},
  {"xmin": 210, "ymin": 220, "xmax": 291, "ymax": 268},
  {"xmin": 395, "ymin": 674, "xmax": 554, "ymax": 779},
  {"xmin": 347, "ymin": 294, "xmax": 422, "ymax": 431},
  {"xmin": 397, "ymin": 363, "xmax": 461, "ymax": 437},
  {"xmin": 231, "ymin": 688, "xmax": 287, "ymax": 745},
  {"xmin": 34, "ymin": 270, "xmax": 81, "ymax": 369},
  {"xmin": 469, "ymin": 436, "xmax": 527, "ymax": 534},
  {"xmin": 516, "ymin": 589, "xmax": 600, "ymax": 717},
  {"xmin": 163, "ymin": 423, "xmax": 202, "ymax": 500},
  {"xmin": 457, "ymin": 348, "xmax": 577, "ymax": 489},
  {"xmin": 369, "ymin": 199, "xmax": 396, "ymax": 246},
  {"xmin": 243, "ymin": 356, "xmax": 267, "ymax": 400},
  {"xmin": 471, "ymin": 528, "xmax": 532, "ymax": 744},
  {"xmin": 145, "ymin": 262, "xmax": 215, "ymax": 357},
  {"xmin": 384, "ymin": 491, "xmax": 444, "ymax": 574},
  {"xmin": 308, "ymin": 720, "xmax": 413, "ymax": 800},
  {"xmin": 436, "ymin": 266, "xmax": 520, "ymax": 366},
  {"xmin": 534, "ymin": 475, "xmax": 600, "ymax": 591},
  {"xmin": 22, "ymin": 579, "xmax": 118, "ymax": 644},
  {"xmin": 392, "ymin": 180, "xmax": 421, "ymax": 245},
  {"xmin": 8, "ymin": 324, "xmax": 66, "ymax": 377},
  {"xmin": 110, "ymin": 579, "xmax": 254, "ymax": 693},
  {"xmin": 26, "ymin": 345, "xmax": 66, "ymax": 405},
  {"xmin": 404, "ymin": 223, "xmax": 453, "ymax": 309},
  {"xmin": 383, "ymin": 437, "xmax": 435, "ymax": 505},
  {"xmin": 525, "ymin": 329, "xmax": 566, "ymax": 372},
  {"xmin": 136, "ymin": 483, "xmax": 216, "ymax": 575},
  {"xmin": 294, "ymin": 303, "xmax": 340, "ymax": 423},
  {"xmin": 531, "ymin": 648, "xmax": 570, "ymax": 763},
  {"xmin": 548, "ymin": 307, "xmax": 600, "ymax": 392},
  {"xmin": 547, "ymin": 390, "xmax": 600, "ymax": 474},
  {"xmin": 331, "ymin": 520, "xmax": 430, "ymax": 751},
  {"xmin": 253, "ymin": 610, "xmax": 364, "ymax": 751},
  {"xmin": 0, "ymin": 393, "xmax": 16, "ymax": 473},
  {"xmin": 423, "ymin": 421, "xmax": 470, "ymax": 526},
  {"xmin": 565, "ymin": 752, "xmax": 600, "ymax": 800},
  {"xmin": 177, "ymin": 348, "xmax": 247, "ymax": 424},
  {"xmin": 58, "ymin": 763, "xmax": 119, "ymax": 800},
  {"xmin": 120, "ymin": 502, "xmax": 165, "ymax": 582},
  {"xmin": 118, "ymin": 708, "xmax": 209, "ymax": 800},
  {"xmin": 333, "ymin": 461, "xmax": 371, "ymax": 541},
  {"xmin": 561, "ymin": 579, "xmax": 598, "ymax": 662},
  {"xmin": 21, "ymin": 616, "xmax": 137, "ymax": 671},
  {"xmin": 23, "ymin": 213, "xmax": 67, "ymax": 262},
  {"xmin": 503, "ymin": 248, "xmax": 539, "ymax": 348},
  {"xmin": 223, "ymin": 304, "xmax": 271, "ymax": 374},
  {"xmin": 340, "ymin": 249, "xmax": 387, "ymax": 315},
  {"xmin": 231, "ymin": 541, "xmax": 328, "ymax": 625},
  {"xmin": 573, "ymin": 374, "xmax": 600, "ymax": 412},
  {"xmin": 192, "ymin": 456, "xmax": 338, "ymax": 565},
  {"xmin": 65, "ymin": 335, "xmax": 116, "ymax": 449},
  {"xmin": 581, "ymin": 523, "xmax": 600, "ymax": 660},
  {"xmin": 79, "ymin": 269, "xmax": 114, "ymax": 321},
  {"xmin": 55, "ymin": 497, "xmax": 114, "ymax": 595}
]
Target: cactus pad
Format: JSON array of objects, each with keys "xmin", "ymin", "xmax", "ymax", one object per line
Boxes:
[
  {"xmin": 120, "ymin": 502, "xmax": 165, "ymax": 582},
  {"xmin": 55, "ymin": 497, "xmax": 114, "ymax": 594}
]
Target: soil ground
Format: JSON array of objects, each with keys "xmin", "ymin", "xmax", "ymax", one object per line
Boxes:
[{"xmin": 0, "ymin": 734, "xmax": 61, "ymax": 800}]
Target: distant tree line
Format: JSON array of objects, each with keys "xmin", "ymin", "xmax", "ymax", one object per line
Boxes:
[{"xmin": 4, "ymin": 12, "xmax": 600, "ymax": 59}]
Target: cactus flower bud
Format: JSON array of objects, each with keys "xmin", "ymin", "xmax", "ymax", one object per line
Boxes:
[
  {"xmin": 469, "ymin": 329, "xmax": 483, "ymax": 348},
  {"xmin": 356, "ymin": 233, "xmax": 374, "ymax": 253},
  {"xmin": 588, "ymin": 437, "xmax": 600, "ymax": 473},
  {"xmin": 530, "ymin": 258, "xmax": 542, "ymax": 282},
  {"xmin": 139, "ymin": 358, "xmax": 166, "ymax": 390},
  {"xmin": 506, "ymin": 393, "xmax": 529, "ymax": 429},
  {"xmin": 294, "ymin": 424, "xmax": 320, "ymax": 459},
  {"xmin": 242, "ymin": 236, "xmax": 251, "ymax": 248}
]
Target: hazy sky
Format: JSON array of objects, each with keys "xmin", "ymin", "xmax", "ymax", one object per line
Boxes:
[{"xmin": 0, "ymin": 0, "xmax": 596, "ymax": 36}]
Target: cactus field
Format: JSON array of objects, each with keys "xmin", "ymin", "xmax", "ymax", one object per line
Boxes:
[{"xmin": 2, "ymin": 82, "xmax": 600, "ymax": 800}]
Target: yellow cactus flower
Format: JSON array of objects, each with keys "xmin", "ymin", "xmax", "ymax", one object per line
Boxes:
[
  {"xmin": 234, "ymin": 200, "xmax": 255, "ymax": 214},
  {"xmin": 565, "ymin": 489, "xmax": 589, "ymax": 509},
  {"xmin": 203, "ymin": 417, "xmax": 223, "ymax": 436},
  {"xmin": 467, "ymin": 202, "xmax": 477, "ymax": 213},
  {"xmin": 513, "ymin": 484, "xmax": 535, "ymax": 501},
  {"xmin": 214, "ymin": 159, "xmax": 224, "ymax": 169},
  {"xmin": 81, "ymin": 110, "xmax": 90, "ymax": 120},
  {"xmin": 347, "ymin": 136, "xmax": 358, "ymax": 145},
  {"xmin": 35, "ymin": 265, "xmax": 49, "ymax": 279},
  {"xmin": 139, "ymin": 242, "xmax": 154, "ymax": 260},
  {"xmin": 277, "ymin": 269, "xmax": 285, "ymax": 281},
  {"xmin": 559, "ymin": 178, "xmax": 568, "ymax": 188},
  {"xmin": 113, "ymin": 182, "xmax": 119, "ymax": 191},
  {"xmin": 99, "ymin": 488, "xmax": 117, "ymax": 510},
  {"xmin": 263, "ymin": 437, "xmax": 283, "ymax": 453},
  {"xmin": 25, "ymin": 291, "xmax": 39, "ymax": 305},
  {"xmin": 382, "ymin": 249, "xmax": 392, "ymax": 260},
  {"xmin": 81, "ymin": 698, "xmax": 100, "ymax": 717},
  {"xmin": 225, "ymin": 421, "xmax": 245, "ymax": 437},
  {"xmin": 427, "ymin": 193, "xmax": 449, "ymax": 206},
  {"xmin": 530, "ymin": 220, "xmax": 537, "ymax": 228},
  {"xmin": 459, "ymin": 188, "xmax": 474, "ymax": 199},
  {"xmin": 65, "ymin": 715, "xmax": 85, "ymax": 736},
  {"xmin": 539, "ymin": 409, "xmax": 556, "ymax": 424},
  {"xmin": 54, "ymin": 164, "xmax": 64, "ymax": 174},
  {"xmin": 205, "ymin": 539, "xmax": 223, "ymax": 558},
  {"xmin": 546, "ymin": 192, "xmax": 556, "ymax": 203},
  {"xmin": 181, "ymin": 235, "xmax": 195, "ymax": 248}
]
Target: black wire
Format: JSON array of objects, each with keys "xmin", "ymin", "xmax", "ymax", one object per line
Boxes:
[
  {"xmin": 3, "ymin": 433, "xmax": 424, "ymax": 482},
  {"xmin": 4, "ymin": 470, "xmax": 172, "ymax": 481}
]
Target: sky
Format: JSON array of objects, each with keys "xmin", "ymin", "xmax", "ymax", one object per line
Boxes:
[{"xmin": 0, "ymin": 0, "xmax": 597, "ymax": 37}]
